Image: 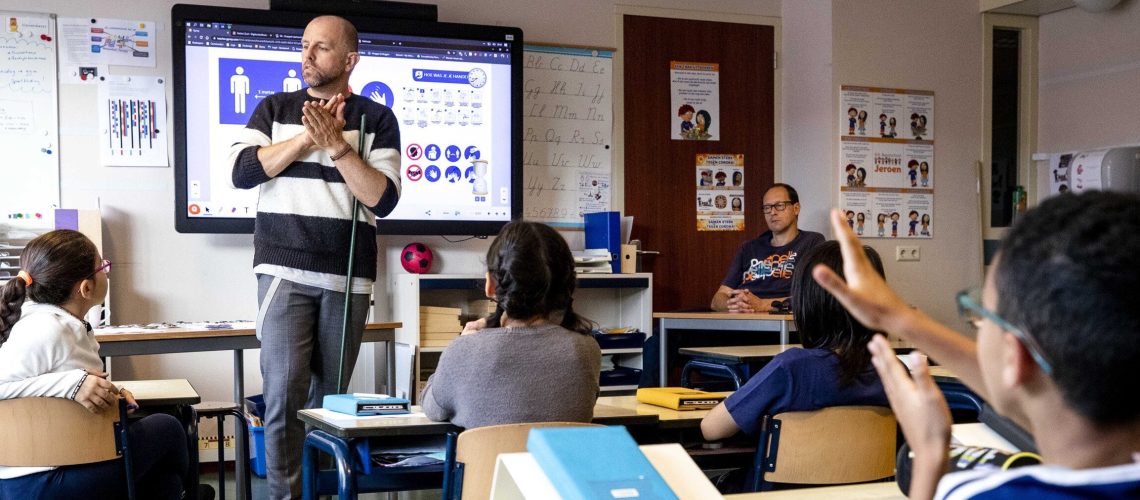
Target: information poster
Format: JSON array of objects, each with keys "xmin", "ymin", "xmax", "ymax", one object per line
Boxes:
[
  {"xmin": 839, "ymin": 85, "xmax": 934, "ymax": 238},
  {"xmin": 696, "ymin": 154, "xmax": 745, "ymax": 231},
  {"xmin": 670, "ymin": 61, "xmax": 720, "ymax": 141},
  {"xmin": 98, "ymin": 75, "xmax": 168, "ymax": 167},
  {"xmin": 58, "ymin": 17, "xmax": 155, "ymax": 70}
]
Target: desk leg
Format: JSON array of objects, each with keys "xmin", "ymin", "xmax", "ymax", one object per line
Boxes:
[
  {"xmin": 780, "ymin": 320, "xmax": 789, "ymax": 346},
  {"xmin": 303, "ymin": 430, "xmax": 358, "ymax": 500},
  {"xmin": 659, "ymin": 319, "xmax": 668, "ymax": 387},
  {"xmin": 234, "ymin": 349, "xmax": 248, "ymax": 499},
  {"xmin": 386, "ymin": 340, "xmax": 396, "ymax": 396}
]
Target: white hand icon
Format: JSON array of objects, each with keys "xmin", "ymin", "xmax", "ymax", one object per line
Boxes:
[{"xmin": 369, "ymin": 90, "xmax": 387, "ymax": 106}]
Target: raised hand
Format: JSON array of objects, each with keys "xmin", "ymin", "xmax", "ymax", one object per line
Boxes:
[{"xmin": 812, "ymin": 209, "xmax": 911, "ymax": 332}]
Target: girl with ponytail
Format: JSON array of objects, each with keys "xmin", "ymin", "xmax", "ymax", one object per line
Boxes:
[
  {"xmin": 422, "ymin": 221, "xmax": 601, "ymax": 429},
  {"xmin": 0, "ymin": 230, "xmax": 190, "ymax": 499}
]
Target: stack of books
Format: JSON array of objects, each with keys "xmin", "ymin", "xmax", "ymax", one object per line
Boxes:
[
  {"xmin": 419, "ymin": 306, "xmax": 462, "ymax": 348},
  {"xmin": 571, "ymin": 249, "xmax": 613, "ymax": 274},
  {"xmin": 465, "ymin": 299, "xmax": 496, "ymax": 321}
]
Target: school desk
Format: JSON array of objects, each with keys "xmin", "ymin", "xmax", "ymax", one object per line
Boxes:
[
  {"xmin": 725, "ymin": 481, "xmax": 906, "ymax": 499},
  {"xmin": 593, "ymin": 395, "xmax": 711, "ymax": 429},
  {"xmin": 116, "ymin": 378, "xmax": 201, "ymax": 406},
  {"xmin": 96, "ymin": 322, "xmax": 399, "ymax": 404},
  {"xmin": 296, "ymin": 402, "xmax": 661, "ymax": 499},
  {"xmin": 653, "ymin": 312, "xmax": 795, "ymax": 387}
]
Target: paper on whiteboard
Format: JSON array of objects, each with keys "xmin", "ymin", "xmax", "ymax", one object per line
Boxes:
[
  {"xmin": 58, "ymin": 17, "xmax": 156, "ymax": 68},
  {"xmin": 98, "ymin": 75, "xmax": 168, "ymax": 167}
]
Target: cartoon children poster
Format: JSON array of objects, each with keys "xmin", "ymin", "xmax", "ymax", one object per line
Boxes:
[{"xmin": 671, "ymin": 61, "xmax": 721, "ymax": 141}]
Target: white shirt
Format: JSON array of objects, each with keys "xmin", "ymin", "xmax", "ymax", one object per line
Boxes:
[{"xmin": 0, "ymin": 302, "xmax": 104, "ymax": 479}]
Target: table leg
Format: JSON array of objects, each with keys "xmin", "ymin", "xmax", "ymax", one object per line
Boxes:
[
  {"xmin": 233, "ymin": 349, "xmax": 248, "ymax": 499},
  {"xmin": 780, "ymin": 320, "xmax": 789, "ymax": 346},
  {"xmin": 386, "ymin": 340, "xmax": 396, "ymax": 396},
  {"xmin": 659, "ymin": 318, "xmax": 669, "ymax": 387}
]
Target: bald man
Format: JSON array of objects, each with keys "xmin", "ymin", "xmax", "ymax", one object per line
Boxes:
[{"xmin": 229, "ymin": 15, "xmax": 401, "ymax": 498}]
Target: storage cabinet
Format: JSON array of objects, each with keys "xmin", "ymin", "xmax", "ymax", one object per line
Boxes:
[{"xmin": 391, "ymin": 273, "xmax": 653, "ymax": 402}]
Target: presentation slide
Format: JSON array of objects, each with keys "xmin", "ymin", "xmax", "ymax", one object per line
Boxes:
[{"xmin": 181, "ymin": 21, "xmax": 514, "ymax": 223}]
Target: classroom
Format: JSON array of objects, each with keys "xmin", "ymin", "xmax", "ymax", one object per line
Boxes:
[{"xmin": 1, "ymin": 0, "xmax": 1138, "ymax": 498}]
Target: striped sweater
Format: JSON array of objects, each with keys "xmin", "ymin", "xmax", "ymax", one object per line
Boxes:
[{"xmin": 230, "ymin": 90, "xmax": 401, "ymax": 281}]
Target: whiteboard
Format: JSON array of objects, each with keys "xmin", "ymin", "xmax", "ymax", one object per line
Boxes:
[
  {"xmin": 0, "ymin": 11, "xmax": 59, "ymax": 214},
  {"xmin": 521, "ymin": 44, "xmax": 613, "ymax": 229}
]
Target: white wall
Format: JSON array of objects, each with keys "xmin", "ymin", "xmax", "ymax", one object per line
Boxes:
[
  {"xmin": 1038, "ymin": 0, "xmax": 1140, "ymax": 152},
  {"xmin": 831, "ymin": 0, "xmax": 984, "ymax": 329}
]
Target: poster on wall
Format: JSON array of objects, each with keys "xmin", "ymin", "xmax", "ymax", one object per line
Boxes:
[
  {"xmin": 670, "ymin": 61, "xmax": 720, "ymax": 141},
  {"xmin": 839, "ymin": 85, "xmax": 934, "ymax": 238},
  {"xmin": 98, "ymin": 75, "xmax": 168, "ymax": 167},
  {"xmin": 58, "ymin": 17, "xmax": 156, "ymax": 71},
  {"xmin": 696, "ymin": 153, "xmax": 744, "ymax": 231}
]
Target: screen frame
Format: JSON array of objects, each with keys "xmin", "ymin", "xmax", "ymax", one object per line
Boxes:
[{"xmin": 172, "ymin": 3, "xmax": 523, "ymax": 235}]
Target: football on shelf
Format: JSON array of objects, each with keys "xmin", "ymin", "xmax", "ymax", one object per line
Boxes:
[{"xmin": 401, "ymin": 242, "xmax": 433, "ymax": 274}]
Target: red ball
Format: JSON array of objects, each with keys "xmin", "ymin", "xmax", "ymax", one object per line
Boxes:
[{"xmin": 400, "ymin": 242, "xmax": 433, "ymax": 274}]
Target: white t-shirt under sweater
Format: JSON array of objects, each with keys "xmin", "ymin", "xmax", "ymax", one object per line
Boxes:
[{"xmin": 0, "ymin": 302, "xmax": 104, "ymax": 479}]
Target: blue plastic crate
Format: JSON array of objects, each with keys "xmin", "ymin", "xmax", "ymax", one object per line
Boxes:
[{"xmin": 250, "ymin": 425, "xmax": 266, "ymax": 478}]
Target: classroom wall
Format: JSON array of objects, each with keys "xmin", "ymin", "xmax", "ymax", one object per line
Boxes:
[
  {"xmin": 830, "ymin": 0, "xmax": 984, "ymax": 329},
  {"xmin": 1037, "ymin": 1, "xmax": 1140, "ymax": 153},
  {"xmin": 17, "ymin": 0, "xmax": 988, "ymax": 407}
]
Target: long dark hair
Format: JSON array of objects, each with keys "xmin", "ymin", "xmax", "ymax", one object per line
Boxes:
[
  {"xmin": 484, "ymin": 221, "xmax": 591, "ymax": 335},
  {"xmin": 791, "ymin": 241, "xmax": 886, "ymax": 385},
  {"xmin": 0, "ymin": 230, "xmax": 99, "ymax": 344}
]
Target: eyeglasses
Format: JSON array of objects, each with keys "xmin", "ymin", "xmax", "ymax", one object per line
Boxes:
[
  {"xmin": 761, "ymin": 201, "xmax": 795, "ymax": 214},
  {"xmin": 956, "ymin": 287, "xmax": 1053, "ymax": 376},
  {"xmin": 88, "ymin": 259, "xmax": 112, "ymax": 279}
]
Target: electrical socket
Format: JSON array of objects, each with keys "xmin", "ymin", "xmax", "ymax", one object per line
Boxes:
[{"xmin": 895, "ymin": 245, "xmax": 920, "ymax": 261}]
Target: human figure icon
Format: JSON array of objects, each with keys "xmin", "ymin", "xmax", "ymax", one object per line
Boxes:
[
  {"xmin": 283, "ymin": 69, "xmax": 302, "ymax": 92},
  {"xmin": 231, "ymin": 66, "xmax": 250, "ymax": 113}
]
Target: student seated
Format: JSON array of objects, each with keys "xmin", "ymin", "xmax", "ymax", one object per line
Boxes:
[
  {"xmin": 0, "ymin": 230, "xmax": 191, "ymax": 500},
  {"xmin": 814, "ymin": 191, "xmax": 1140, "ymax": 499},
  {"xmin": 701, "ymin": 241, "xmax": 888, "ymax": 441},
  {"xmin": 421, "ymin": 221, "xmax": 601, "ymax": 428}
]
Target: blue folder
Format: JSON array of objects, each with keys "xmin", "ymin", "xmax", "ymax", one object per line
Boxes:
[
  {"xmin": 323, "ymin": 393, "xmax": 410, "ymax": 416},
  {"xmin": 527, "ymin": 426, "xmax": 677, "ymax": 500}
]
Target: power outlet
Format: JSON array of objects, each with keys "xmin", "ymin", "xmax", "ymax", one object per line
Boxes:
[{"xmin": 895, "ymin": 245, "xmax": 920, "ymax": 261}]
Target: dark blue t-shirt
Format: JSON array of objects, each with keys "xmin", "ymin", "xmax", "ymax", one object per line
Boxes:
[
  {"xmin": 723, "ymin": 348, "xmax": 887, "ymax": 435},
  {"xmin": 936, "ymin": 462, "xmax": 1140, "ymax": 499},
  {"xmin": 721, "ymin": 230, "xmax": 826, "ymax": 298}
]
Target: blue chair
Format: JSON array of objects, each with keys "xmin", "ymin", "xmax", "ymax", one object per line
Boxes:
[
  {"xmin": 302, "ymin": 429, "xmax": 454, "ymax": 499},
  {"xmin": 0, "ymin": 397, "xmax": 137, "ymax": 500},
  {"xmin": 748, "ymin": 406, "xmax": 896, "ymax": 492}
]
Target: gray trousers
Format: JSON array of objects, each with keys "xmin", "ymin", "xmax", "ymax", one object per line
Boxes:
[{"xmin": 256, "ymin": 275, "xmax": 369, "ymax": 500}]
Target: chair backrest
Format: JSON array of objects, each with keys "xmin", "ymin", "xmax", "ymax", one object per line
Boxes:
[
  {"xmin": 0, "ymin": 397, "xmax": 122, "ymax": 466},
  {"xmin": 755, "ymin": 405, "xmax": 896, "ymax": 487},
  {"xmin": 454, "ymin": 421, "xmax": 602, "ymax": 500}
]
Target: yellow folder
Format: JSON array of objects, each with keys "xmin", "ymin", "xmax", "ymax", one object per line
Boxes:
[{"xmin": 635, "ymin": 387, "xmax": 730, "ymax": 410}]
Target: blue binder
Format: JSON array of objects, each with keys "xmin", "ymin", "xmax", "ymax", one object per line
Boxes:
[
  {"xmin": 527, "ymin": 426, "xmax": 677, "ymax": 500},
  {"xmin": 584, "ymin": 211, "xmax": 620, "ymax": 273},
  {"xmin": 323, "ymin": 394, "xmax": 410, "ymax": 416}
]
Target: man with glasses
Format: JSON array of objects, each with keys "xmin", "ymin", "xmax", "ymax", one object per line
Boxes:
[
  {"xmin": 815, "ymin": 191, "xmax": 1140, "ymax": 499},
  {"xmin": 712, "ymin": 183, "xmax": 825, "ymax": 313}
]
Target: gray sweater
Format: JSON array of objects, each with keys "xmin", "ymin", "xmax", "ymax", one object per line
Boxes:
[{"xmin": 421, "ymin": 324, "xmax": 601, "ymax": 429}]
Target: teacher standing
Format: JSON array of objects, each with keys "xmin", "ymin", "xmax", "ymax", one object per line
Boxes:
[{"xmin": 229, "ymin": 15, "xmax": 401, "ymax": 499}]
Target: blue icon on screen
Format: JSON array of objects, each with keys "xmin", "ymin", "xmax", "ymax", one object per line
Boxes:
[
  {"xmin": 361, "ymin": 81, "xmax": 394, "ymax": 108},
  {"xmin": 445, "ymin": 145, "xmax": 462, "ymax": 162},
  {"xmin": 425, "ymin": 144, "xmax": 441, "ymax": 162},
  {"xmin": 464, "ymin": 145, "xmax": 481, "ymax": 160},
  {"xmin": 425, "ymin": 165, "xmax": 441, "ymax": 182},
  {"xmin": 445, "ymin": 166, "xmax": 462, "ymax": 183},
  {"xmin": 464, "ymin": 166, "xmax": 475, "ymax": 183}
]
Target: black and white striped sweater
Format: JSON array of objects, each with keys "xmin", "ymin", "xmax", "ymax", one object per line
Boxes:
[{"xmin": 230, "ymin": 90, "xmax": 401, "ymax": 280}]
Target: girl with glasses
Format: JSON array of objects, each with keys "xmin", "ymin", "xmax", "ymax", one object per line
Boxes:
[{"xmin": 0, "ymin": 230, "xmax": 190, "ymax": 500}]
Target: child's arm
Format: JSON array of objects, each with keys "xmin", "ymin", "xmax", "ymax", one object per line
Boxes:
[
  {"xmin": 868, "ymin": 336, "xmax": 950, "ymax": 500},
  {"xmin": 811, "ymin": 209, "xmax": 988, "ymax": 401}
]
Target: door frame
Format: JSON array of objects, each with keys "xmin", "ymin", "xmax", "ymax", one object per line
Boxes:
[{"xmin": 612, "ymin": 5, "xmax": 782, "ymax": 214}]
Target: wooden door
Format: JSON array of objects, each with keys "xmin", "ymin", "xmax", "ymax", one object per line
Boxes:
[{"xmin": 623, "ymin": 15, "xmax": 775, "ymax": 311}]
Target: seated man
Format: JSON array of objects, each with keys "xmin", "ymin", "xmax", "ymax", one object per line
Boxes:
[
  {"xmin": 712, "ymin": 183, "xmax": 825, "ymax": 313},
  {"xmin": 815, "ymin": 191, "xmax": 1140, "ymax": 499}
]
